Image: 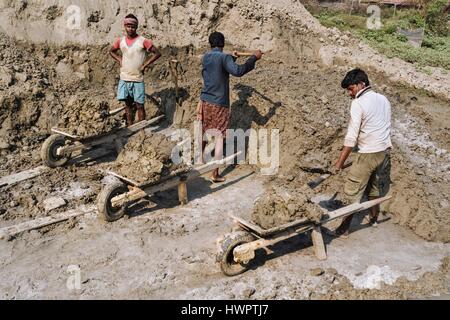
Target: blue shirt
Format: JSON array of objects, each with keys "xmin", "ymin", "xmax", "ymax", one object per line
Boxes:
[{"xmin": 200, "ymin": 48, "xmax": 257, "ymax": 107}]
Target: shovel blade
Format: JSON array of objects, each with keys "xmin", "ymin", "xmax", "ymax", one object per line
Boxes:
[{"xmin": 307, "ymin": 173, "xmax": 331, "ymax": 189}]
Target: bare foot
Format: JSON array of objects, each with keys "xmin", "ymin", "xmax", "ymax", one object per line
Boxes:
[{"xmin": 210, "ymin": 176, "xmax": 226, "ymax": 183}]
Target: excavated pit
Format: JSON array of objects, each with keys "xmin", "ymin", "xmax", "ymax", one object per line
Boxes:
[
  {"xmin": 0, "ymin": 28, "xmax": 448, "ymax": 242},
  {"xmin": 0, "ymin": 0, "xmax": 449, "ymax": 299}
]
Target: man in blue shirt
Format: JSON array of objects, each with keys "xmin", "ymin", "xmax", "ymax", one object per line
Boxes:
[{"xmin": 197, "ymin": 31, "xmax": 263, "ymax": 182}]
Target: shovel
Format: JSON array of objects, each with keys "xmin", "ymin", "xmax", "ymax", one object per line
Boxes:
[
  {"xmin": 231, "ymin": 50, "xmax": 269, "ymax": 57},
  {"xmin": 307, "ymin": 161, "xmax": 352, "ymax": 189},
  {"xmin": 233, "ymin": 51, "xmax": 255, "ymax": 57}
]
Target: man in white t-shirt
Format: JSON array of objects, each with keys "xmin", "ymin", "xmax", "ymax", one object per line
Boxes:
[
  {"xmin": 333, "ymin": 68, "xmax": 392, "ymax": 238},
  {"xmin": 110, "ymin": 14, "xmax": 161, "ymax": 125}
]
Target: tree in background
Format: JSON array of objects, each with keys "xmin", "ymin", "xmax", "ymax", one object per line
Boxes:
[{"xmin": 424, "ymin": 0, "xmax": 449, "ymax": 35}]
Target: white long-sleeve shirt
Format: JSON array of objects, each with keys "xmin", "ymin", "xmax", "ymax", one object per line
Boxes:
[{"xmin": 344, "ymin": 87, "xmax": 392, "ymax": 153}]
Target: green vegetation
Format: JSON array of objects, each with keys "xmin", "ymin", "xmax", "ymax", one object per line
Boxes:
[
  {"xmin": 425, "ymin": 0, "xmax": 449, "ymax": 36},
  {"xmin": 314, "ymin": 1, "xmax": 450, "ymax": 70}
]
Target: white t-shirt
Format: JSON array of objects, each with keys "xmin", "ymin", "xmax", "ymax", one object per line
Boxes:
[
  {"xmin": 116, "ymin": 36, "xmax": 152, "ymax": 82},
  {"xmin": 344, "ymin": 87, "xmax": 392, "ymax": 153}
]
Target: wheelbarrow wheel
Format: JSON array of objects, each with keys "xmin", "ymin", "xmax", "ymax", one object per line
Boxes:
[
  {"xmin": 41, "ymin": 134, "xmax": 69, "ymax": 168},
  {"xmin": 217, "ymin": 231, "xmax": 255, "ymax": 276},
  {"xmin": 97, "ymin": 181, "xmax": 128, "ymax": 222}
]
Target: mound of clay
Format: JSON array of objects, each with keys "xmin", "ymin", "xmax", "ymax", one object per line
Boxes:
[
  {"xmin": 114, "ymin": 131, "xmax": 189, "ymax": 185},
  {"xmin": 58, "ymin": 94, "xmax": 122, "ymax": 137},
  {"xmin": 252, "ymin": 187, "xmax": 323, "ymax": 229}
]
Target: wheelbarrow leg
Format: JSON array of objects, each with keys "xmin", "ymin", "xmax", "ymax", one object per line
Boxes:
[
  {"xmin": 311, "ymin": 225, "xmax": 327, "ymax": 260},
  {"xmin": 178, "ymin": 179, "xmax": 188, "ymax": 205}
]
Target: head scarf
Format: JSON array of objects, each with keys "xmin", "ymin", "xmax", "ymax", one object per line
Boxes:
[{"xmin": 124, "ymin": 17, "xmax": 138, "ymax": 26}]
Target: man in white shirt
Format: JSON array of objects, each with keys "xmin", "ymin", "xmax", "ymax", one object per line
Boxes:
[{"xmin": 333, "ymin": 68, "xmax": 392, "ymax": 238}]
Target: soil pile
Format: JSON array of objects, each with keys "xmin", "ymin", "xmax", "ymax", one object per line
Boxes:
[
  {"xmin": 252, "ymin": 186, "xmax": 323, "ymax": 229},
  {"xmin": 57, "ymin": 93, "xmax": 122, "ymax": 137},
  {"xmin": 0, "ymin": 34, "xmax": 55, "ymax": 153},
  {"xmin": 1, "ymin": 0, "xmax": 449, "ymax": 99},
  {"xmin": 114, "ymin": 131, "xmax": 189, "ymax": 185}
]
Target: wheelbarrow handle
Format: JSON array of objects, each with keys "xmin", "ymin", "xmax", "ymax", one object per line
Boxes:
[{"xmin": 108, "ymin": 107, "xmax": 125, "ymax": 116}]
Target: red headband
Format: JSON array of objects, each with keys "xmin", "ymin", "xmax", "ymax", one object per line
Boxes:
[{"xmin": 124, "ymin": 17, "xmax": 138, "ymax": 26}]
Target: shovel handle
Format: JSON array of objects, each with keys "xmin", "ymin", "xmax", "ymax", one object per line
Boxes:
[{"xmin": 234, "ymin": 52, "xmax": 255, "ymax": 57}]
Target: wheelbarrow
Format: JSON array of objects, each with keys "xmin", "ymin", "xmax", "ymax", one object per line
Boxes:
[
  {"xmin": 216, "ymin": 195, "xmax": 392, "ymax": 276},
  {"xmin": 40, "ymin": 112, "xmax": 164, "ymax": 168},
  {"xmin": 97, "ymin": 152, "xmax": 241, "ymax": 222}
]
